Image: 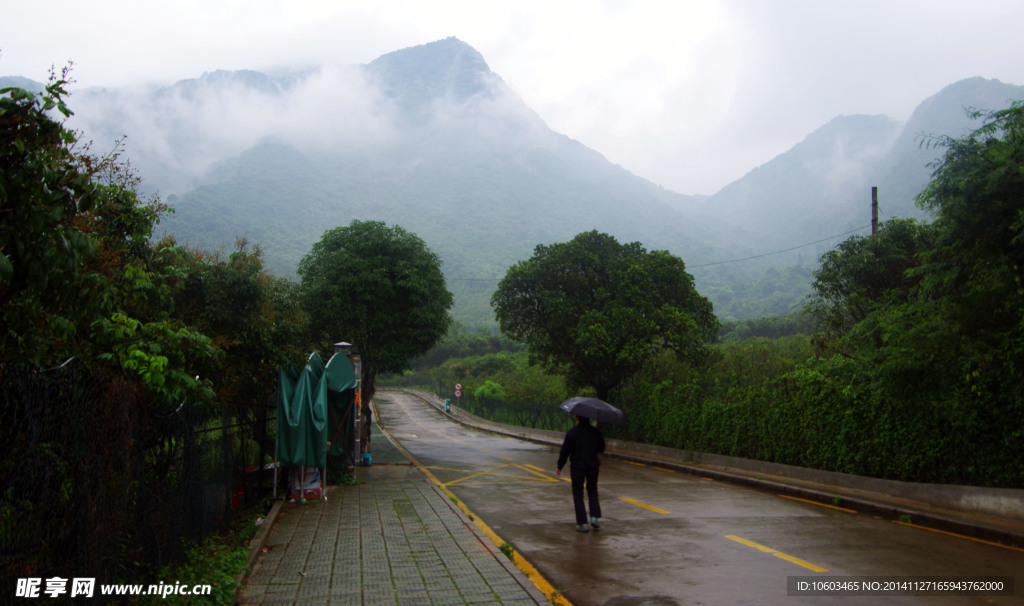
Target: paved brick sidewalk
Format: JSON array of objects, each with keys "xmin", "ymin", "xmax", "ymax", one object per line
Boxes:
[{"xmin": 238, "ymin": 474, "xmax": 546, "ymax": 605}]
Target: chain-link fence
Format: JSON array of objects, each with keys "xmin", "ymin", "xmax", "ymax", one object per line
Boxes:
[{"xmin": 1, "ymin": 360, "xmax": 278, "ymax": 592}]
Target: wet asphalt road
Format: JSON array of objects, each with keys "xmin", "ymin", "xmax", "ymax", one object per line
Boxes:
[{"xmin": 373, "ymin": 391, "xmax": 1023, "ymax": 605}]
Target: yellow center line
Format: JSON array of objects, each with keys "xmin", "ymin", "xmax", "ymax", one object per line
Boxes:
[
  {"xmin": 778, "ymin": 494, "xmax": 858, "ymax": 514},
  {"xmin": 726, "ymin": 535, "xmax": 829, "ymax": 572},
  {"xmin": 651, "ymin": 466, "xmax": 676, "ymax": 473},
  {"xmin": 620, "ymin": 497, "xmax": 670, "ymax": 514}
]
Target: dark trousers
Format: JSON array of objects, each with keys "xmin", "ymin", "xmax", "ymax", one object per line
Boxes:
[{"xmin": 570, "ymin": 467, "xmax": 601, "ymax": 525}]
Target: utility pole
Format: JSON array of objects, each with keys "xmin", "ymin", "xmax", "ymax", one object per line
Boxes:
[{"xmin": 871, "ymin": 186, "xmax": 879, "ymax": 235}]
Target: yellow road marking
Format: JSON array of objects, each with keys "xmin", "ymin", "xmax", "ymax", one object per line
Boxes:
[
  {"xmin": 725, "ymin": 535, "xmax": 829, "ymax": 572},
  {"xmin": 626, "ymin": 461, "xmax": 647, "ymax": 467},
  {"xmin": 893, "ymin": 521, "xmax": 1024, "ymax": 552},
  {"xmin": 373, "ymin": 404, "xmax": 571, "ymax": 606},
  {"xmin": 443, "ymin": 463, "xmax": 559, "ymax": 487},
  {"xmin": 620, "ymin": 497, "xmax": 670, "ymax": 514},
  {"xmin": 778, "ymin": 494, "xmax": 858, "ymax": 514},
  {"xmin": 445, "ymin": 464, "xmax": 515, "ymax": 486},
  {"xmin": 651, "ymin": 466, "xmax": 676, "ymax": 473},
  {"xmin": 517, "ymin": 465, "xmax": 559, "ymax": 482}
]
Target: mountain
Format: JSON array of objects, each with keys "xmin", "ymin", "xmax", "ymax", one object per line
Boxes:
[
  {"xmin": 710, "ymin": 114, "xmax": 901, "ymax": 246},
  {"xmin": 0, "ymin": 76, "xmax": 45, "ymax": 92},
  {"xmin": 874, "ymin": 76, "xmax": 1024, "ymax": 219},
  {"xmin": 5, "ymin": 40, "xmax": 1023, "ymax": 327},
  {"xmin": 132, "ymin": 38, "xmax": 737, "ymax": 326},
  {"xmin": 708, "ymin": 77, "xmax": 1024, "ymax": 254}
]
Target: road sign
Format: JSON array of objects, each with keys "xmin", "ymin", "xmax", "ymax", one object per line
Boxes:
[
  {"xmin": 454, "ymin": 389, "xmax": 462, "ymax": 397},
  {"xmin": 455, "ymin": 383, "xmax": 462, "ymax": 391}
]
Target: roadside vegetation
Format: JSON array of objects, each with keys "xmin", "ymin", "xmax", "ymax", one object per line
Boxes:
[
  {"xmin": 3, "ymin": 67, "xmax": 1020, "ymax": 599},
  {"xmin": 1, "ymin": 70, "xmax": 314, "ymax": 594},
  {"xmin": 2, "ymin": 70, "xmax": 448, "ymax": 594},
  {"xmin": 389, "ymin": 102, "xmax": 1024, "ymax": 489}
]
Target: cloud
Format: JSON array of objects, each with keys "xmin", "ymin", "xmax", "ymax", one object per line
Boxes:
[
  {"xmin": 68, "ymin": 65, "xmax": 401, "ymax": 193},
  {"xmin": 7, "ymin": 0, "xmax": 1024, "ymax": 196}
]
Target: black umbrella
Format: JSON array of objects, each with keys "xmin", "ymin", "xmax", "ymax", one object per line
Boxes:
[{"xmin": 558, "ymin": 397, "xmax": 627, "ymax": 425}]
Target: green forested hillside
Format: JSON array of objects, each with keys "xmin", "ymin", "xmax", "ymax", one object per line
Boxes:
[
  {"xmin": 32, "ymin": 40, "xmax": 1024, "ymax": 327},
  {"xmin": 398, "ymin": 102, "xmax": 1024, "ymax": 488}
]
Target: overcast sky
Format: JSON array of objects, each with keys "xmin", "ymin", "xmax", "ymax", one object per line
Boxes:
[{"xmin": 3, "ymin": 0, "xmax": 1024, "ymax": 195}]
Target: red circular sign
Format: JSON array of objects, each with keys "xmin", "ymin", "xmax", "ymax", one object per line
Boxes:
[{"xmin": 454, "ymin": 389, "xmax": 462, "ymax": 397}]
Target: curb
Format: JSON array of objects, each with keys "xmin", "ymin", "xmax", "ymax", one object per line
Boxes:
[
  {"xmin": 233, "ymin": 497, "xmax": 284, "ymax": 604},
  {"xmin": 371, "ymin": 403, "xmax": 563, "ymax": 605}
]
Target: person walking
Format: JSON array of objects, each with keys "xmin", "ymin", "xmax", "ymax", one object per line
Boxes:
[{"xmin": 556, "ymin": 415, "xmax": 606, "ymax": 532}]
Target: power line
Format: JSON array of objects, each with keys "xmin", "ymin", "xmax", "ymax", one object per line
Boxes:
[
  {"xmin": 446, "ymin": 277, "xmax": 501, "ymax": 282},
  {"xmin": 689, "ymin": 225, "xmax": 872, "ymax": 268},
  {"xmin": 444, "ymin": 224, "xmax": 873, "ymax": 281}
]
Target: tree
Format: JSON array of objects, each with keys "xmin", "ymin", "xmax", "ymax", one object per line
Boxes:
[
  {"xmin": 903, "ymin": 101, "xmax": 1024, "ymax": 406},
  {"xmin": 806, "ymin": 218, "xmax": 934, "ymax": 343},
  {"xmin": 915, "ymin": 101, "xmax": 1024, "ymax": 345},
  {"xmin": 474, "ymin": 380, "xmax": 506, "ymax": 400},
  {"xmin": 174, "ymin": 238, "xmax": 308, "ymax": 406},
  {"xmin": 298, "ymin": 220, "xmax": 453, "ymax": 448},
  {"xmin": 491, "ymin": 230, "xmax": 718, "ymax": 401},
  {"xmin": 1, "ymin": 71, "xmax": 107, "ymax": 366},
  {"xmin": 800, "ymin": 102, "xmax": 1024, "ymax": 485}
]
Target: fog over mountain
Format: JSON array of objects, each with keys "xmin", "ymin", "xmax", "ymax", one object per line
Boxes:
[{"xmin": 4, "ymin": 38, "xmax": 1022, "ymax": 327}]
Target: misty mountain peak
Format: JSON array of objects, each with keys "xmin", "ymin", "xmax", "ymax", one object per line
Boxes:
[
  {"xmin": 365, "ymin": 37, "xmax": 497, "ymax": 115},
  {"xmin": 901, "ymin": 77, "xmax": 1024, "ymax": 142},
  {"xmin": 167, "ymin": 69, "xmax": 291, "ymax": 99}
]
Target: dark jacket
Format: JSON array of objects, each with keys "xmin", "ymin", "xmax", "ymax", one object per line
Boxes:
[{"xmin": 557, "ymin": 421, "xmax": 606, "ymax": 472}]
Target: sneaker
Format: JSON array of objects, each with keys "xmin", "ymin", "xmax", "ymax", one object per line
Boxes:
[
  {"xmin": 590, "ymin": 517, "xmax": 601, "ymax": 529},
  {"xmin": 576, "ymin": 524, "xmax": 590, "ymax": 533}
]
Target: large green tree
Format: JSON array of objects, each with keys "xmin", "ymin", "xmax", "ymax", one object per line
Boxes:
[
  {"xmin": 806, "ymin": 218, "xmax": 934, "ymax": 343},
  {"xmin": 298, "ymin": 220, "xmax": 453, "ymax": 447},
  {"xmin": 835, "ymin": 103, "xmax": 1024, "ymax": 399},
  {"xmin": 915, "ymin": 102, "xmax": 1024, "ymax": 345},
  {"xmin": 1, "ymin": 70, "xmax": 320, "ymax": 583},
  {"xmin": 899, "ymin": 102, "xmax": 1024, "ymax": 405},
  {"xmin": 802, "ymin": 103, "xmax": 1024, "ymax": 485},
  {"xmin": 1, "ymin": 73, "xmax": 107, "ymax": 366},
  {"xmin": 172, "ymin": 238, "xmax": 308, "ymax": 407},
  {"xmin": 491, "ymin": 230, "xmax": 718, "ymax": 401}
]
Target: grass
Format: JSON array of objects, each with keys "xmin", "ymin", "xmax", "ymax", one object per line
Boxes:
[
  {"xmin": 326, "ymin": 455, "xmax": 361, "ymax": 486},
  {"xmin": 130, "ymin": 498, "xmax": 274, "ymax": 605}
]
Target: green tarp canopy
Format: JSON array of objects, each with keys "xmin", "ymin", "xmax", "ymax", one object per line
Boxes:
[{"xmin": 277, "ymin": 352, "xmax": 358, "ymax": 467}]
